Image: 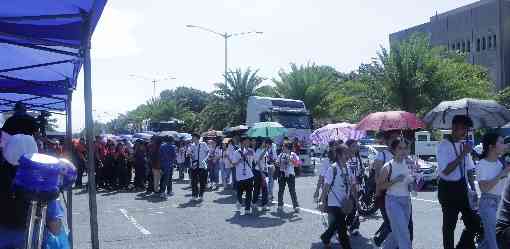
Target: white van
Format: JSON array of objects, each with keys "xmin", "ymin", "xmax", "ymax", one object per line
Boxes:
[{"xmin": 415, "ymin": 130, "xmax": 474, "ymax": 158}]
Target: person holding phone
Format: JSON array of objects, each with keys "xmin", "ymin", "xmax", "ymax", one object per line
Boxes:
[
  {"xmin": 436, "ymin": 115, "xmax": 481, "ymax": 249},
  {"xmin": 477, "ymin": 133, "xmax": 510, "ymax": 249},
  {"xmin": 377, "ymin": 138, "xmax": 415, "ymax": 249}
]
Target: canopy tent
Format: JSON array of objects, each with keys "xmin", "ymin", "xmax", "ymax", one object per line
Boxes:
[
  {"xmin": 0, "ymin": 0, "xmax": 106, "ymax": 113},
  {"xmin": 0, "ymin": 1, "xmax": 107, "ymax": 249}
]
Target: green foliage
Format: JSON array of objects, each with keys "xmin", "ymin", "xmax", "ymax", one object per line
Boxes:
[
  {"xmin": 215, "ymin": 68, "xmax": 264, "ymax": 124},
  {"xmin": 159, "ymin": 87, "xmax": 210, "ymax": 113},
  {"xmin": 496, "ymin": 87, "xmax": 510, "ymax": 109},
  {"xmin": 273, "ymin": 63, "xmax": 345, "ymax": 119}
]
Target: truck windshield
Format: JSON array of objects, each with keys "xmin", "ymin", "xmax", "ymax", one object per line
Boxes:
[{"xmin": 271, "ymin": 113, "xmax": 311, "ymax": 129}]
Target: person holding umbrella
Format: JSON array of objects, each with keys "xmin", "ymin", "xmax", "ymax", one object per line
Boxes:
[{"xmin": 436, "ymin": 115, "xmax": 482, "ymax": 249}]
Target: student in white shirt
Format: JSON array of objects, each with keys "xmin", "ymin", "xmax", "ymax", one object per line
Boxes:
[
  {"xmin": 319, "ymin": 144, "xmax": 354, "ymax": 249},
  {"xmin": 277, "ymin": 142, "xmax": 300, "ymax": 212},
  {"xmin": 372, "ymin": 130, "xmax": 400, "ymax": 247},
  {"xmin": 252, "ymin": 138, "xmax": 269, "ymax": 210},
  {"xmin": 176, "ymin": 140, "xmax": 187, "ymax": 181},
  {"xmin": 436, "ymin": 115, "xmax": 481, "ymax": 249},
  {"xmin": 207, "ymin": 139, "xmax": 221, "ymax": 189},
  {"xmin": 477, "ymin": 133, "xmax": 510, "ymax": 249},
  {"xmin": 314, "ymin": 141, "xmax": 336, "ymax": 203},
  {"xmin": 221, "ymin": 141, "xmax": 232, "ymax": 188},
  {"xmin": 190, "ymin": 133, "xmax": 209, "ymax": 201},
  {"xmin": 231, "ymin": 137, "xmax": 255, "ymax": 214},
  {"xmin": 345, "ymin": 139, "xmax": 362, "ymax": 236},
  {"xmin": 377, "ymin": 138, "xmax": 414, "ymax": 249},
  {"xmin": 266, "ymin": 138, "xmax": 277, "ymax": 200}
]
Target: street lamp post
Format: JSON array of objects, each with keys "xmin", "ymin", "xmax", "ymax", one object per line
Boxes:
[
  {"xmin": 129, "ymin": 74, "xmax": 176, "ymax": 98},
  {"xmin": 186, "ymin": 25, "xmax": 263, "ymax": 85}
]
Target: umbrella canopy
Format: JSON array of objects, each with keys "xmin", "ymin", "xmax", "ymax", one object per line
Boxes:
[
  {"xmin": 223, "ymin": 125, "xmax": 249, "ymax": 137},
  {"xmin": 133, "ymin": 133, "xmax": 154, "ymax": 140},
  {"xmin": 310, "ymin": 122, "xmax": 366, "ymax": 145},
  {"xmin": 247, "ymin": 122, "xmax": 288, "ymax": 138},
  {"xmin": 178, "ymin": 133, "xmax": 192, "ymax": 141},
  {"xmin": 202, "ymin": 130, "xmax": 224, "ymax": 138},
  {"xmin": 158, "ymin": 130, "xmax": 180, "ymax": 138},
  {"xmin": 424, "ymin": 98, "xmax": 510, "ymax": 129},
  {"xmin": 356, "ymin": 111, "xmax": 425, "ymax": 131}
]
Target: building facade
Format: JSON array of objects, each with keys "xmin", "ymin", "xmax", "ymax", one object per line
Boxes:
[{"xmin": 390, "ymin": 0, "xmax": 510, "ymax": 89}]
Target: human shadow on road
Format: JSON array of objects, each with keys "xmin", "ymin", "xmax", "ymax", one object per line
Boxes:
[
  {"xmin": 177, "ymin": 200, "xmax": 202, "ymax": 208},
  {"xmin": 101, "ymin": 190, "xmax": 121, "ymax": 196},
  {"xmin": 226, "ymin": 212, "xmax": 285, "ymax": 228},
  {"xmin": 213, "ymin": 195, "xmax": 237, "ymax": 205},
  {"xmin": 309, "ymin": 234, "xmax": 372, "ymax": 249},
  {"xmin": 134, "ymin": 194, "xmax": 167, "ymax": 203},
  {"xmin": 269, "ymin": 210, "xmax": 303, "ymax": 222}
]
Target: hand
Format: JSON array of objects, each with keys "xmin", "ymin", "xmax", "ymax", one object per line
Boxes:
[{"xmin": 462, "ymin": 142, "xmax": 473, "ymax": 155}]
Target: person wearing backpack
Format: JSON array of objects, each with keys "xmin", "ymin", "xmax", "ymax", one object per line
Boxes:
[
  {"xmin": 377, "ymin": 138, "xmax": 415, "ymax": 249},
  {"xmin": 437, "ymin": 115, "xmax": 482, "ymax": 249},
  {"xmin": 319, "ymin": 144, "xmax": 354, "ymax": 249}
]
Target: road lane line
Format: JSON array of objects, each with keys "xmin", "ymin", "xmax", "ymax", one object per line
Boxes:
[
  {"xmin": 412, "ymin": 197, "xmax": 439, "ymax": 204},
  {"xmin": 119, "ymin": 208, "xmax": 151, "ymax": 235},
  {"xmin": 271, "ymin": 201, "xmax": 326, "ymax": 216}
]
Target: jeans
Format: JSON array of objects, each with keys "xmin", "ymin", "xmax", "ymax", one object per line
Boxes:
[
  {"xmin": 480, "ymin": 193, "xmax": 501, "ymax": 249},
  {"xmin": 382, "ymin": 195, "xmax": 412, "ymax": 249},
  {"xmin": 237, "ymin": 178, "xmax": 253, "ymax": 210},
  {"xmin": 160, "ymin": 167, "xmax": 173, "ymax": 194},
  {"xmin": 208, "ymin": 160, "xmax": 220, "ymax": 184},
  {"xmin": 252, "ymin": 170, "xmax": 268, "ymax": 206},
  {"xmin": 320, "ymin": 206, "xmax": 352, "ymax": 249},
  {"xmin": 278, "ymin": 174, "xmax": 299, "ymax": 208},
  {"xmin": 221, "ymin": 163, "xmax": 232, "ymax": 186},
  {"xmin": 190, "ymin": 168, "xmax": 208, "ymax": 198},
  {"xmin": 438, "ymin": 179, "xmax": 482, "ymax": 249},
  {"xmin": 267, "ymin": 166, "xmax": 274, "ymax": 197},
  {"xmin": 152, "ymin": 169, "xmax": 162, "ymax": 193}
]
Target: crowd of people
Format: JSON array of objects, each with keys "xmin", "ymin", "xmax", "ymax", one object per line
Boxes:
[
  {"xmin": 313, "ymin": 115, "xmax": 510, "ymax": 249},
  {"xmin": 70, "ymin": 132, "xmax": 307, "ymax": 214}
]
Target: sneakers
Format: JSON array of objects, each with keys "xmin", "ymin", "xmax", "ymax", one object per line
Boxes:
[
  {"xmin": 192, "ymin": 196, "xmax": 198, "ymax": 201},
  {"xmin": 243, "ymin": 209, "xmax": 252, "ymax": 215},
  {"xmin": 198, "ymin": 196, "xmax": 203, "ymax": 202}
]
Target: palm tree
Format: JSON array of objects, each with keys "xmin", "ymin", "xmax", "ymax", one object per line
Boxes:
[
  {"xmin": 215, "ymin": 68, "xmax": 264, "ymax": 124},
  {"xmin": 273, "ymin": 63, "xmax": 343, "ymax": 119}
]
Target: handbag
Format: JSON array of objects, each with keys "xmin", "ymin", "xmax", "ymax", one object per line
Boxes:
[{"xmin": 449, "ymin": 137, "xmax": 478, "ymax": 210}]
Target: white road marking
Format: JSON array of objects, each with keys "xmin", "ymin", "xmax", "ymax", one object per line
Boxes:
[
  {"xmin": 119, "ymin": 208, "xmax": 151, "ymax": 235},
  {"xmin": 272, "ymin": 201, "xmax": 326, "ymax": 216},
  {"xmin": 412, "ymin": 197, "xmax": 439, "ymax": 204}
]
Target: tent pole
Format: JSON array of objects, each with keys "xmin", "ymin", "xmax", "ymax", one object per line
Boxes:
[
  {"xmin": 65, "ymin": 92, "xmax": 74, "ymax": 249},
  {"xmin": 83, "ymin": 26, "xmax": 100, "ymax": 249}
]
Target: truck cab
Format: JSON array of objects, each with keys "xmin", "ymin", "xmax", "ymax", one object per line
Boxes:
[{"xmin": 246, "ymin": 96, "xmax": 314, "ymax": 173}]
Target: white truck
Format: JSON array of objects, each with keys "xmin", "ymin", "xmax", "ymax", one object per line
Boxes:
[
  {"xmin": 415, "ymin": 130, "xmax": 474, "ymax": 158},
  {"xmin": 246, "ymin": 96, "xmax": 314, "ymax": 173}
]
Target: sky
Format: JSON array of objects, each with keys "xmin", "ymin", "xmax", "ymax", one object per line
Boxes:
[{"xmin": 62, "ymin": 0, "xmax": 480, "ymax": 132}]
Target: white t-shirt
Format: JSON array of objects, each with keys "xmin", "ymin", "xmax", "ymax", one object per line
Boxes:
[
  {"xmin": 477, "ymin": 159, "xmax": 508, "ymax": 196},
  {"xmin": 347, "ymin": 156, "xmax": 362, "ymax": 184},
  {"xmin": 385, "ymin": 160, "xmax": 413, "ymax": 197},
  {"xmin": 232, "ymin": 147, "xmax": 254, "ymax": 181},
  {"xmin": 278, "ymin": 152, "xmax": 299, "ymax": 177},
  {"xmin": 437, "ymin": 139, "xmax": 475, "ymax": 181},
  {"xmin": 190, "ymin": 142, "xmax": 209, "ymax": 169},
  {"xmin": 254, "ymin": 148, "xmax": 268, "ymax": 171},
  {"xmin": 320, "ymin": 159, "xmax": 332, "ymax": 177},
  {"xmin": 324, "ymin": 163, "xmax": 352, "ymax": 207}
]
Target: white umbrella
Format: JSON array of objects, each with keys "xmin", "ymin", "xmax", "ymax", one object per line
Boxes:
[{"xmin": 310, "ymin": 122, "xmax": 365, "ymax": 145}]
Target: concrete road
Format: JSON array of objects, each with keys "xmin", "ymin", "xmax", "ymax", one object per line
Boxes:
[{"xmin": 70, "ymin": 170, "xmax": 463, "ymax": 249}]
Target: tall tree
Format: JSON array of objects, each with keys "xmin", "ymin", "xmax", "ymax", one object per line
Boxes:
[
  {"xmin": 214, "ymin": 68, "xmax": 264, "ymax": 124},
  {"xmin": 159, "ymin": 87, "xmax": 210, "ymax": 113},
  {"xmin": 273, "ymin": 63, "xmax": 345, "ymax": 119}
]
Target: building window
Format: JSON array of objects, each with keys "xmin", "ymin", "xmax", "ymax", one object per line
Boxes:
[
  {"xmin": 482, "ymin": 37, "xmax": 486, "ymax": 50},
  {"xmin": 477, "ymin": 38, "xmax": 481, "ymax": 51},
  {"xmin": 462, "ymin": 41, "xmax": 466, "ymax": 52},
  {"xmin": 494, "ymin": 35, "xmax": 497, "ymax": 48},
  {"xmin": 489, "ymin": 36, "xmax": 492, "ymax": 49},
  {"xmin": 467, "ymin": 40, "xmax": 471, "ymax": 52}
]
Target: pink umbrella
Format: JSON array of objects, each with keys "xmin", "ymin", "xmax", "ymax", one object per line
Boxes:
[
  {"xmin": 310, "ymin": 122, "xmax": 365, "ymax": 144},
  {"xmin": 356, "ymin": 111, "xmax": 425, "ymax": 131}
]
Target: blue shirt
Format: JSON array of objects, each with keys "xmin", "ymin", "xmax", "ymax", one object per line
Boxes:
[{"xmin": 159, "ymin": 143, "xmax": 176, "ymax": 172}]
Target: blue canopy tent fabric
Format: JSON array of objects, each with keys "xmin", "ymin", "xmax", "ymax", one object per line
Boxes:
[
  {"xmin": 0, "ymin": 1, "xmax": 107, "ymax": 249},
  {"xmin": 0, "ymin": 0, "xmax": 106, "ymax": 112}
]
